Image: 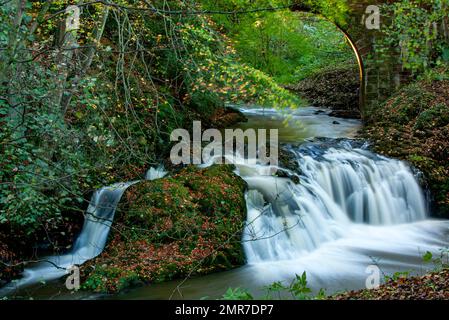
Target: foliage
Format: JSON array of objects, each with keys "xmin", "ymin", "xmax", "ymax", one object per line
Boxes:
[
  {"xmin": 0, "ymin": 3, "xmax": 88, "ymax": 241},
  {"xmin": 200, "ymin": 1, "xmax": 354, "ymax": 85},
  {"xmin": 293, "ymin": 62, "xmax": 360, "ymax": 113},
  {"xmin": 376, "ymin": 0, "xmax": 449, "ymax": 75},
  {"xmin": 363, "ymin": 68, "xmax": 449, "ymax": 216},
  {"xmin": 220, "ymin": 271, "xmax": 327, "ymax": 300},
  {"xmin": 334, "ymin": 268, "xmax": 449, "ymax": 300},
  {"xmin": 414, "ymin": 104, "xmax": 449, "ymax": 130},
  {"xmin": 175, "ymin": 16, "xmax": 301, "ymax": 108},
  {"xmin": 422, "ymin": 249, "xmax": 449, "ymax": 270},
  {"xmin": 0, "ymin": 0, "xmax": 304, "ymax": 260},
  {"xmin": 221, "ymin": 287, "xmax": 254, "ymax": 300}
]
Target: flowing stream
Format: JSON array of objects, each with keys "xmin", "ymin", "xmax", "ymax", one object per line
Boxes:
[
  {"xmin": 0, "ymin": 170, "xmax": 166, "ymax": 297},
  {"xmin": 2, "ymin": 106, "xmax": 449, "ymax": 299}
]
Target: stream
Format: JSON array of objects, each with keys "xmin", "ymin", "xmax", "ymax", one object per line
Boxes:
[{"xmin": 2, "ymin": 106, "xmax": 449, "ymax": 300}]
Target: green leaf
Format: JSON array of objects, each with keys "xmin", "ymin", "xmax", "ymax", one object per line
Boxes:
[{"xmin": 423, "ymin": 251, "xmax": 433, "ymax": 263}]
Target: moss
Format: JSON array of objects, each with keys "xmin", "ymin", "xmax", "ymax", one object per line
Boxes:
[
  {"xmin": 383, "ymin": 84, "xmax": 435, "ymax": 125},
  {"xmin": 414, "ymin": 104, "xmax": 449, "ymax": 131},
  {"xmin": 82, "ymin": 164, "xmax": 247, "ymax": 293}
]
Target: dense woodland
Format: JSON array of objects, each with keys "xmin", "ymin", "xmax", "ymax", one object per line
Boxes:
[{"xmin": 1, "ymin": 0, "xmax": 449, "ymax": 298}]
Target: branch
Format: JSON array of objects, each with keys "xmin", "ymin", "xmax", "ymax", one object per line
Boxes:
[{"xmin": 43, "ymin": 0, "xmax": 294, "ymax": 22}]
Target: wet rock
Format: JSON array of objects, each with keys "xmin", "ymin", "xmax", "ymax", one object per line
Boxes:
[
  {"xmin": 209, "ymin": 106, "xmax": 247, "ymax": 128},
  {"xmin": 329, "ymin": 110, "xmax": 361, "ymax": 119},
  {"xmin": 275, "ymin": 169, "xmax": 300, "ymax": 184},
  {"xmin": 279, "ymin": 145, "xmax": 300, "ymax": 173}
]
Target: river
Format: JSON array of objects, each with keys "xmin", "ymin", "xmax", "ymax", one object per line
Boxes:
[{"xmin": 2, "ymin": 106, "xmax": 449, "ymax": 300}]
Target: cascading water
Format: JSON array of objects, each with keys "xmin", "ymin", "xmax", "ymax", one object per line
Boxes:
[
  {"xmin": 127, "ymin": 133, "xmax": 447, "ymax": 299},
  {"xmin": 0, "ymin": 182, "xmax": 135, "ymax": 295},
  {"xmin": 1, "ymin": 167, "xmax": 167, "ymax": 295},
  {"xmin": 241, "ymin": 140, "xmax": 429, "ymax": 263},
  {"xmin": 145, "ymin": 166, "xmax": 168, "ymax": 181}
]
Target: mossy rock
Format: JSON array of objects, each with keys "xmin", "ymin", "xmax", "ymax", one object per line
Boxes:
[
  {"xmin": 81, "ymin": 164, "xmax": 247, "ymax": 293},
  {"xmin": 386, "ymin": 84, "xmax": 435, "ymax": 125}
]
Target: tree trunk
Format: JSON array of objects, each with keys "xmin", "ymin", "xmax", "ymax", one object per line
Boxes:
[
  {"xmin": 5, "ymin": 0, "xmax": 28, "ymax": 141},
  {"xmin": 60, "ymin": 6, "xmax": 110, "ymax": 115}
]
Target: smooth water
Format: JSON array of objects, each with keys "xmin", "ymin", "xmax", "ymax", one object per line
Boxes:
[
  {"xmin": 0, "ymin": 182, "xmax": 136, "ymax": 296},
  {"xmin": 3, "ymin": 106, "xmax": 449, "ymax": 300},
  {"xmin": 236, "ymin": 106, "xmax": 361, "ymax": 143}
]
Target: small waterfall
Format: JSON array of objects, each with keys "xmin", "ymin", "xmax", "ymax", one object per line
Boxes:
[
  {"xmin": 0, "ymin": 182, "xmax": 134, "ymax": 294},
  {"xmin": 1, "ymin": 167, "xmax": 167, "ymax": 294},
  {"xmin": 293, "ymin": 145, "xmax": 427, "ymax": 225},
  {"xmin": 240, "ymin": 141, "xmax": 428, "ymax": 263},
  {"xmin": 145, "ymin": 166, "xmax": 167, "ymax": 181},
  {"xmin": 71, "ymin": 181, "xmax": 138, "ymax": 259}
]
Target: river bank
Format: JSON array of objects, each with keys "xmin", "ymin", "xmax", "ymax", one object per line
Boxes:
[
  {"xmin": 333, "ymin": 268, "xmax": 449, "ymax": 300},
  {"xmin": 363, "ymin": 68, "xmax": 449, "ymax": 217}
]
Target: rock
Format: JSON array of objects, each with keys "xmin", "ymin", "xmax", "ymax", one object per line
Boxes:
[
  {"xmin": 209, "ymin": 106, "xmax": 247, "ymax": 128},
  {"xmin": 329, "ymin": 110, "xmax": 361, "ymax": 119},
  {"xmin": 275, "ymin": 169, "xmax": 300, "ymax": 184},
  {"xmin": 81, "ymin": 165, "xmax": 248, "ymax": 293},
  {"xmin": 333, "ymin": 121, "xmax": 340, "ymax": 125},
  {"xmin": 362, "ymin": 70, "xmax": 449, "ymax": 217},
  {"xmin": 279, "ymin": 146, "xmax": 300, "ymax": 173}
]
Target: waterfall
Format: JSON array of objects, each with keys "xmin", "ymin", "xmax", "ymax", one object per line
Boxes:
[
  {"xmin": 145, "ymin": 166, "xmax": 167, "ymax": 181},
  {"xmin": 240, "ymin": 141, "xmax": 428, "ymax": 264},
  {"xmin": 1, "ymin": 167, "xmax": 166, "ymax": 295}
]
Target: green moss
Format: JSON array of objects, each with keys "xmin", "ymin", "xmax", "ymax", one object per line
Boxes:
[
  {"xmin": 386, "ymin": 84, "xmax": 435, "ymax": 125},
  {"xmin": 82, "ymin": 164, "xmax": 247, "ymax": 293},
  {"xmin": 414, "ymin": 104, "xmax": 449, "ymax": 131},
  {"xmin": 82, "ymin": 265, "xmax": 141, "ymax": 293}
]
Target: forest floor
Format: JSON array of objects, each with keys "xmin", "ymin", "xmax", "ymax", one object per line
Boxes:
[
  {"xmin": 333, "ymin": 269, "xmax": 449, "ymax": 300},
  {"xmin": 287, "ymin": 62, "xmax": 361, "ymax": 119}
]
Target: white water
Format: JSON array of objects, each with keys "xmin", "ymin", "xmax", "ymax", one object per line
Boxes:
[
  {"xmin": 145, "ymin": 166, "xmax": 167, "ymax": 181},
  {"xmin": 118, "ymin": 134, "xmax": 449, "ymax": 299},
  {"xmin": 0, "ymin": 182, "xmax": 135, "ymax": 295},
  {"xmin": 190, "ymin": 139, "xmax": 449, "ymax": 296},
  {"xmin": 241, "ymin": 142, "xmax": 428, "ymax": 263}
]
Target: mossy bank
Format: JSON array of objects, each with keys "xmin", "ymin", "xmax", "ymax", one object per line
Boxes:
[
  {"xmin": 363, "ymin": 68, "xmax": 449, "ymax": 217},
  {"xmin": 287, "ymin": 62, "xmax": 361, "ymax": 119},
  {"xmin": 81, "ymin": 165, "xmax": 247, "ymax": 293}
]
